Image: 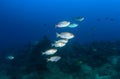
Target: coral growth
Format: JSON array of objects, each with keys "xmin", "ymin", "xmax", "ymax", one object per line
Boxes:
[{"xmin": 0, "ymin": 37, "xmax": 120, "ymax": 79}]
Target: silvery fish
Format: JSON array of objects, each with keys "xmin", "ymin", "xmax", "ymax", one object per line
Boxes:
[
  {"xmin": 73, "ymin": 17, "xmax": 85, "ymax": 22},
  {"xmin": 42, "ymin": 49, "xmax": 57, "ymax": 55},
  {"xmin": 6, "ymin": 55, "xmax": 14, "ymax": 60},
  {"xmin": 52, "ymin": 41, "xmax": 66, "ymax": 48},
  {"xmin": 56, "ymin": 32, "xmax": 74, "ymax": 39},
  {"xmin": 55, "ymin": 39, "xmax": 68, "ymax": 44},
  {"xmin": 55, "ymin": 21, "xmax": 70, "ymax": 28},
  {"xmin": 68, "ymin": 23, "xmax": 78, "ymax": 28},
  {"xmin": 47, "ymin": 56, "xmax": 61, "ymax": 62}
]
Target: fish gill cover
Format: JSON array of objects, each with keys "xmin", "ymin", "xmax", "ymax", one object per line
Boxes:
[{"xmin": 0, "ymin": 0, "xmax": 120, "ymax": 79}]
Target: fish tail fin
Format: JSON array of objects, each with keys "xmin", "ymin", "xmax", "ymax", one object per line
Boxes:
[
  {"xmin": 51, "ymin": 43, "xmax": 54, "ymax": 47},
  {"xmin": 56, "ymin": 33, "xmax": 60, "ymax": 37},
  {"xmin": 55, "ymin": 25, "xmax": 57, "ymax": 28},
  {"xmin": 47, "ymin": 58, "xmax": 50, "ymax": 62},
  {"xmin": 42, "ymin": 52, "xmax": 45, "ymax": 55}
]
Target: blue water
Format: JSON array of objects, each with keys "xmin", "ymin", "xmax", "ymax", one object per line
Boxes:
[
  {"xmin": 0, "ymin": 0, "xmax": 120, "ymax": 51},
  {"xmin": 1, "ymin": 0, "xmax": 120, "ymax": 79}
]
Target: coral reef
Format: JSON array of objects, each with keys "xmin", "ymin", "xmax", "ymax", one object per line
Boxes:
[{"xmin": 0, "ymin": 37, "xmax": 120, "ymax": 79}]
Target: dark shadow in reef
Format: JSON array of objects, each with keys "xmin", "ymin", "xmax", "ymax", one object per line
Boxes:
[{"xmin": 2, "ymin": 36, "xmax": 51, "ymax": 78}]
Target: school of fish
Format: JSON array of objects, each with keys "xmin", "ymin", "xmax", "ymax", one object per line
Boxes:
[{"xmin": 42, "ymin": 17, "xmax": 85, "ymax": 62}]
